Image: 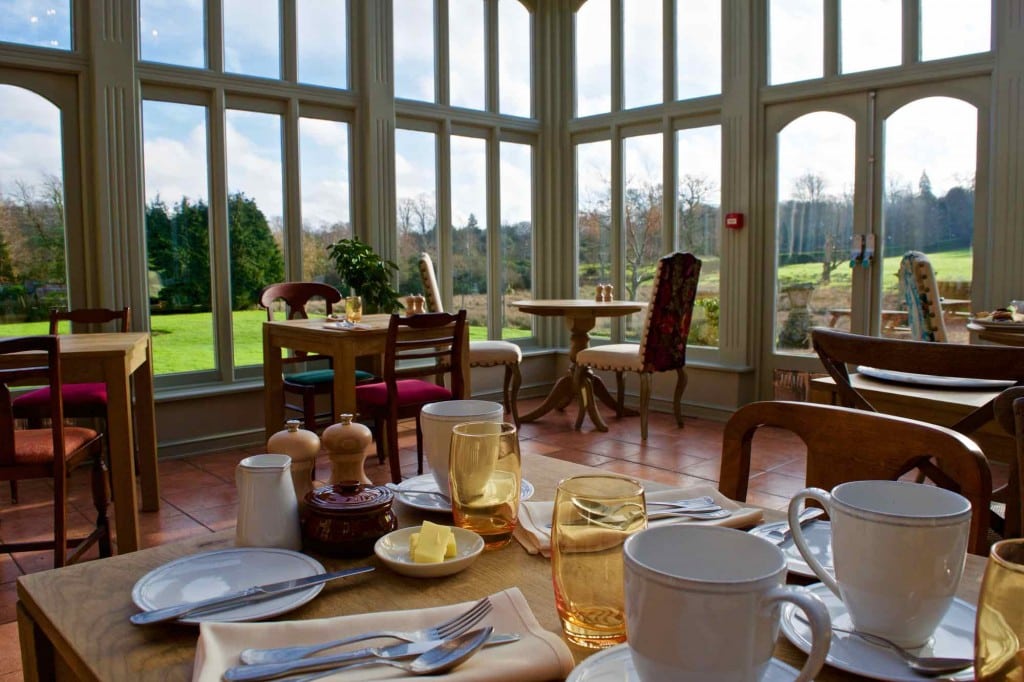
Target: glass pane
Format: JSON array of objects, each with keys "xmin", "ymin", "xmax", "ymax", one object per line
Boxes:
[
  {"xmin": 576, "ymin": 140, "xmax": 611, "ymax": 338},
  {"xmin": 623, "ymin": 0, "xmax": 662, "ymax": 109},
  {"xmin": 500, "ymin": 141, "xmax": 532, "ymax": 339},
  {"xmin": 300, "ymin": 118, "xmax": 351, "ymax": 282},
  {"xmin": 394, "ymin": 0, "xmax": 435, "ymax": 102},
  {"xmin": 450, "ymin": 0, "xmax": 485, "ymax": 110},
  {"xmin": 0, "ymin": 84, "xmax": 67, "ymax": 335},
  {"xmin": 223, "ymin": 0, "xmax": 280, "ymax": 78},
  {"xmin": 225, "ymin": 110, "xmax": 285, "ymax": 369},
  {"xmin": 677, "ymin": 0, "xmax": 721, "ymax": 100},
  {"xmin": 769, "ymin": 0, "xmax": 823, "ymax": 85},
  {"xmin": 0, "ymin": 0, "xmax": 71, "ymax": 50},
  {"xmin": 498, "ymin": 0, "xmax": 531, "ymax": 117},
  {"xmin": 677, "ymin": 125, "xmax": 721, "ymax": 347},
  {"xmin": 774, "ymin": 111, "xmax": 855, "ymax": 354},
  {"xmin": 451, "ymin": 136, "xmax": 487, "ymax": 335},
  {"xmin": 921, "ymin": 0, "xmax": 990, "ymax": 61},
  {"xmin": 623, "ymin": 133, "xmax": 662, "ymax": 340},
  {"xmin": 881, "ymin": 97, "xmax": 976, "ymax": 344},
  {"xmin": 142, "ymin": 100, "xmax": 215, "ymax": 374},
  {"xmin": 396, "ymin": 129, "xmax": 437, "ymax": 296},
  {"xmin": 140, "ymin": 0, "xmax": 205, "ymax": 68},
  {"xmin": 297, "ymin": 0, "xmax": 347, "ymax": 89},
  {"xmin": 840, "ymin": 0, "xmax": 900, "ymax": 74},
  {"xmin": 575, "ymin": 0, "xmax": 610, "ymax": 117}
]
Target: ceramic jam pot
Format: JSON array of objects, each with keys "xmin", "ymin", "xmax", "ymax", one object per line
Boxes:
[{"xmin": 300, "ymin": 481, "xmax": 398, "ymax": 557}]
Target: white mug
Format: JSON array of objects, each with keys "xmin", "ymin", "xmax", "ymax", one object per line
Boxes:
[
  {"xmin": 623, "ymin": 525, "xmax": 831, "ymax": 682},
  {"xmin": 789, "ymin": 480, "xmax": 971, "ymax": 648},
  {"xmin": 420, "ymin": 400, "xmax": 504, "ymax": 493},
  {"xmin": 235, "ymin": 454, "xmax": 302, "ymax": 551}
]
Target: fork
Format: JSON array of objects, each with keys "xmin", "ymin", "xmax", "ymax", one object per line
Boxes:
[{"xmin": 238, "ymin": 597, "xmax": 493, "ymax": 665}]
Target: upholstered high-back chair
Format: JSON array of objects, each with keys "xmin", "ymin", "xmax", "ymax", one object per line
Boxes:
[
  {"xmin": 897, "ymin": 251, "xmax": 947, "ymax": 342},
  {"xmin": 573, "ymin": 252, "xmax": 702, "ymax": 440},
  {"xmin": 418, "ymin": 253, "xmax": 522, "ymax": 425}
]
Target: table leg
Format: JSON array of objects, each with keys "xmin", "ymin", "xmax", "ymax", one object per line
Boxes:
[
  {"xmin": 103, "ymin": 356, "xmax": 140, "ymax": 553},
  {"xmin": 518, "ymin": 370, "xmax": 576, "ymax": 423},
  {"xmin": 18, "ymin": 591, "xmax": 55, "ymax": 682},
  {"xmin": 333, "ymin": 350, "xmax": 357, "ymax": 417},
  {"xmin": 134, "ymin": 343, "xmax": 160, "ymax": 512},
  {"xmin": 263, "ymin": 326, "xmax": 285, "ymax": 442},
  {"xmin": 590, "ymin": 374, "xmax": 639, "ymax": 417}
]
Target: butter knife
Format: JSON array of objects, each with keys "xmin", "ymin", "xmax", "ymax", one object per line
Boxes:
[
  {"xmin": 130, "ymin": 566, "xmax": 374, "ymax": 625},
  {"xmin": 223, "ymin": 633, "xmax": 521, "ymax": 681}
]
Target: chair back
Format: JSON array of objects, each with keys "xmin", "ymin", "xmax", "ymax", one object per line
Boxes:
[
  {"xmin": 50, "ymin": 307, "xmax": 130, "ymax": 334},
  {"xmin": 259, "ymin": 282, "xmax": 342, "ymax": 320},
  {"xmin": 0, "ymin": 336, "xmax": 67, "ymax": 471},
  {"xmin": 995, "ymin": 386, "xmax": 1024, "ymax": 537},
  {"xmin": 719, "ymin": 400, "xmax": 992, "ymax": 555},
  {"xmin": 382, "ymin": 311, "xmax": 466, "ymax": 397},
  {"xmin": 897, "ymin": 251, "xmax": 947, "ymax": 342},
  {"xmin": 637, "ymin": 252, "xmax": 702, "ymax": 371},
  {"xmin": 417, "ymin": 253, "xmax": 445, "ymax": 313}
]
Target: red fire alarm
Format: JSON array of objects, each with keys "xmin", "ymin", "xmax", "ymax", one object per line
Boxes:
[{"xmin": 725, "ymin": 213, "xmax": 744, "ymax": 230}]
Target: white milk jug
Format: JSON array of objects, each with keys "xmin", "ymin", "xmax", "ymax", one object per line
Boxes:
[{"xmin": 235, "ymin": 454, "xmax": 302, "ymax": 550}]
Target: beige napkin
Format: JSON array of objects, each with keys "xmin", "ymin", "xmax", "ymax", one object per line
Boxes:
[
  {"xmin": 192, "ymin": 587, "xmax": 573, "ymax": 682},
  {"xmin": 513, "ymin": 484, "xmax": 763, "ymax": 557}
]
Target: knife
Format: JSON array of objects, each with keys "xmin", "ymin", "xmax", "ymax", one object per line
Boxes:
[
  {"xmin": 223, "ymin": 633, "xmax": 521, "ymax": 681},
  {"xmin": 130, "ymin": 566, "xmax": 374, "ymax": 626}
]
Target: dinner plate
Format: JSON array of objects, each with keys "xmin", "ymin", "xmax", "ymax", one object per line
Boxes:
[
  {"xmin": 780, "ymin": 583, "xmax": 975, "ymax": 681},
  {"xmin": 970, "ymin": 316, "xmax": 1024, "ymax": 331},
  {"xmin": 131, "ymin": 548, "xmax": 325, "ymax": 624},
  {"xmin": 856, "ymin": 365, "xmax": 1015, "ymax": 390},
  {"xmin": 749, "ymin": 520, "xmax": 833, "ymax": 579},
  {"xmin": 565, "ymin": 643, "xmax": 801, "ymax": 681},
  {"xmin": 394, "ymin": 473, "xmax": 535, "ymax": 513}
]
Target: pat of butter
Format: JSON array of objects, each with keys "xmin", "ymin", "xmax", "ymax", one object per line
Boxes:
[{"xmin": 409, "ymin": 521, "xmax": 457, "ymax": 563}]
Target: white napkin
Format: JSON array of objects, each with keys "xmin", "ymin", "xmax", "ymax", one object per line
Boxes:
[
  {"xmin": 513, "ymin": 485, "xmax": 763, "ymax": 557},
  {"xmin": 192, "ymin": 587, "xmax": 574, "ymax": 681}
]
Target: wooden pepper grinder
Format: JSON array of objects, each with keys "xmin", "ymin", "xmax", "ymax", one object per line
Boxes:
[
  {"xmin": 321, "ymin": 414, "xmax": 373, "ymax": 485},
  {"xmin": 266, "ymin": 419, "xmax": 321, "ymax": 504}
]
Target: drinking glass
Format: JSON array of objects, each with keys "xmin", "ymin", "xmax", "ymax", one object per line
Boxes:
[
  {"xmin": 448, "ymin": 421, "xmax": 521, "ymax": 550},
  {"xmin": 345, "ymin": 295, "xmax": 362, "ymax": 323},
  {"xmin": 551, "ymin": 474, "xmax": 646, "ymax": 648},
  {"xmin": 975, "ymin": 538, "xmax": 1024, "ymax": 680}
]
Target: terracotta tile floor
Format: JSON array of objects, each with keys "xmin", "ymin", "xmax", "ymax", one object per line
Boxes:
[{"xmin": 0, "ymin": 397, "xmax": 811, "ymax": 679}]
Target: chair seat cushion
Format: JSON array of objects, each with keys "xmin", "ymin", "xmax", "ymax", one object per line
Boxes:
[
  {"xmin": 576, "ymin": 344, "xmax": 645, "ymax": 372},
  {"xmin": 13, "ymin": 427, "xmax": 101, "ymax": 464},
  {"xmin": 356, "ymin": 380, "xmax": 453, "ymax": 408},
  {"xmin": 285, "ymin": 369, "xmax": 374, "ymax": 386},
  {"xmin": 469, "ymin": 340, "xmax": 522, "ymax": 367},
  {"xmin": 13, "ymin": 383, "xmax": 108, "ymax": 410}
]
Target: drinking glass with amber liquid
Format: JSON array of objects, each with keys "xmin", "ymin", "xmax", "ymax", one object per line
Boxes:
[
  {"xmin": 345, "ymin": 295, "xmax": 362, "ymax": 323},
  {"xmin": 976, "ymin": 538, "xmax": 1024, "ymax": 680},
  {"xmin": 448, "ymin": 421, "xmax": 521, "ymax": 550}
]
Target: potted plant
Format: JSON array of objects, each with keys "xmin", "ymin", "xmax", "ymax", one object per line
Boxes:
[{"xmin": 326, "ymin": 237, "xmax": 403, "ymax": 313}]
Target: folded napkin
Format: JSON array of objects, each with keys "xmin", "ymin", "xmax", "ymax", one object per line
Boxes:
[
  {"xmin": 513, "ymin": 485, "xmax": 763, "ymax": 557},
  {"xmin": 192, "ymin": 587, "xmax": 573, "ymax": 682}
]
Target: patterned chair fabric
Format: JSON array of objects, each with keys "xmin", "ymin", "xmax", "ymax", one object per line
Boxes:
[
  {"xmin": 573, "ymin": 252, "xmax": 702, "ymax": 440},
  {"xmin": 897, "ymin": 251, "xmax": 948, "ymax": 342},
  {"xmin": 417, "ymin": 253, "xmax": 522, "ymax": 425}
]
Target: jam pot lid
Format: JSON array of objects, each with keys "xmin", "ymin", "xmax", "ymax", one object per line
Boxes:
[{"xmin": 305, "ymin": 481, "xmax": 394, "ymax": 515}]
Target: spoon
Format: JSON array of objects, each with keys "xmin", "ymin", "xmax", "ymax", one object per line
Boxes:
[
  {"xmin": 385, "ymin": 483, "xmax": 450, "ymax": 501},
  {"xmin": 285, "ymin": 627, "xmax": 493, "ymax": 681},
  {"xmin": 572, "ymin": 496, "xmax": 721, "ymax": 519}
]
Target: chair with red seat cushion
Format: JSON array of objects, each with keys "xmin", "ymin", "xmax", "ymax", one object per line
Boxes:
[
  {"xmin": 356, "ymin": 311, "xmax": 467, "ymax": 483},
  {"xmin": 1, "ymin": 335, "xmax": 111, "ymax": 567}
]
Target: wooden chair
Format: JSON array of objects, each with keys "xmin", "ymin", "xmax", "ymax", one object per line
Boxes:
[
  {"xmin": 897, "ymin": 251, "xmax": 947, "ymax": 342},
  {"xmin": 1, "ymin": 336, "xmax": 111, "ymax": 567},
  {"xmin": 355, "ymin": 311, "xmax": 467, "ymax": 483},
  {"xmin": 718, "ymin": 400, "xmax": 992, "ymax": 555},
  {"xmin": 572, "ymin": 252, "xmax": 701, "ymax": 440},
  {"xmin": 811, "ymin": 326, "xmax": 1024, "ymax": 538},
  {"xmin": 259, "ymin": 283, "xmax": 374, "ymax": 432},
  {"xmin": 418, "ymin": 253, "xmax": 522, "ymax": 425},
  {"xmin": 994, "ymin": 387, "xmax": 1024, "ymax": 537}
]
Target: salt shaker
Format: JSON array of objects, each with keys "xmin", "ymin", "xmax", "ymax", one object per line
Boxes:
[
  {"xmin": 604, "ymin": 284, "xmax": 614, "ymax": 302},
  {"xmin": 267, "ymin": 419, "xmax": 321, "ymax": 503},
  {"xmin": 595, "ymin": 285, "xmax": 606, "ymax": 302}
]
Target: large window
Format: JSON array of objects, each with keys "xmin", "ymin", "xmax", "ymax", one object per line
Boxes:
[{"xmin": 0, "ymin": 0, "xmax": 71, "ymax": 51}]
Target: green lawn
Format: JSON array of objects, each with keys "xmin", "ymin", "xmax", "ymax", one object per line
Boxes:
[{"xmin": 778, "ymin": 248, "xmax": 972, "ymax": 293}]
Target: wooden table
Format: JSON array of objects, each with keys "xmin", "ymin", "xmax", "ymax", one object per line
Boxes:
[
  {"xmin": 511, "ymin": 300, "xmax": 644, "ymax": 430},
  {"xmin": 0, "ymin": 332, "xmax": 158, "ymax": 554},
  {"xmin": 262, "ymin": 315, "xmax": 472, "ymax": 441},
  {"xmin": 968, "ymin": 322, "xmax": 1024, "ymax": 347},
  {"xmin": 17, "ymin": 451, "xmax": 986, "ymax": 681}
]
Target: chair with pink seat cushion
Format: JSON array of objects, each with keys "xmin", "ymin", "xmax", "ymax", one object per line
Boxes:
[{"xmin": 356, "ymin": 311, "xmax": 467, "ymax": 483}]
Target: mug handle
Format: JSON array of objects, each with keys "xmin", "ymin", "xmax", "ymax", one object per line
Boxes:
[
  {"xmin": 788, "ymin": 488, "xmax": 841, "ymax": 598},
  {"xmin": 763, "ymin": 586, "xmax": 832, "ymax": 682}
]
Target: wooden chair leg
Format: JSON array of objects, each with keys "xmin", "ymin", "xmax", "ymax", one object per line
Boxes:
[
  {"xmin": 8, "ymin": 481, "xmax": 17, "ymax": 504},
  {"xmin": 506, "ymin": 363, "xmax": 522, "ymax": 427},
  {"xmin": 386, "ymin": 415, "xmax": 402, "ymax": 484},
  {"xmin": 415, "ymin": 415, "xmax": 424, "ymax": 475},
  {"xmin": 639, "ymin": 373, "xmax": 651, "ymax": 441},
  {"xmin": 673, "ymin": 367, "xmax": 688, "ymax": 428},
  {"xmin": 91, "ymin": 452, "xmax": 112, "ymax": 558},
  {"xmin": 302, "ymin": 389, "xmax": 317, "ymax": 432},
  {"xmin": 52, "ymin": 469, "xmax": 68, "ymax": 569},
  {"xmin": 573, "ymin": 365, "xmax": 588, "ymax": 431},
  {"xmin": 615, "ymin": 372, "xmax": 626, "ymax": 417}
]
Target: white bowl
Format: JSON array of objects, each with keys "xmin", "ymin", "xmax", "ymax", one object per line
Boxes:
[{"xmin": 374, "ymin": 526, "xmax": 484, "ymax": 578}]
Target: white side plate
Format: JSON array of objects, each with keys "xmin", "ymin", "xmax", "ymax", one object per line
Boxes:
[
  {"xmin": 394, "ymin": 473, "xmax": 535, "ymax": 513},
  {"xmin": 749, "ymin": 520, "xmax": 833, "ymax": 579},
  {"xmin": 566, "ymin": 643, "xmax": 801, "ymax": 681}
]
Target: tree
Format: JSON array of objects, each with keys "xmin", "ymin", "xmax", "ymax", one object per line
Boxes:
[
  {"xmin": 624, "ymin": 178, "xmax": 662, "ymax": 301},
  {"xmin": 228, "ymin": 193, "xmax": 284, "ymax": 309}
]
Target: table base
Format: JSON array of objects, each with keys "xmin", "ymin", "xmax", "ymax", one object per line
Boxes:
[{"xmin": 520, "ymin": 368, "xmax": 638, "ymax": 431}]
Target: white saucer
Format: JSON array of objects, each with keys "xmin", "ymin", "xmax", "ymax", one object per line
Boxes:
[
  {"xmin": 566, "ymin": 643, "xmax": 801, "ymax": 681},
  {"xmin": 131, "ymin": 548, "xmax": 325, "ymax": 624},
  {"xmin": 394, "ymin": 473, "xmax": 535, "ymax": 513},
  {"xmin": 857, "ymin": 365, "xmax": 1013, "ymax": 390},
  {"xmin": 749, "ymin": 520, "xmax": 833, "ymax": 579},
  {"xmin": 780, "ymin": 583, "xmax": 975, "ymax": 681}
]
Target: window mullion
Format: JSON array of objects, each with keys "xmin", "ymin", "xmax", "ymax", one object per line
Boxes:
[
  {"xmin": 208, "ymin": 0, "xmax": 223, "ymax": 72},
  {"xmin": 486, "ymin": 0, "xmax": 499, "ymax": 112},
  {"xmin": 824, "ymin": 0, "xmax": 839, "ymax": 77},
  {"xmin": 282, "ymin": 0, "xmax": 297, "ymax": 82},
  {"xmin": 283, "ymin": 99, "xmax": 302, "ymax": 278},
  {"xmin": 437, "ymin": 123, "xmax": 453, "ymax": 304},
  {"xmin": 902, "ymin": 0, "xmax": 920, "ymax": 66},
  {"xmin": 486, "ymin": 129, "xmax": 501, "ymax": 336},
  {"xmin": 437, "ymin": 0, "xmax": 449, "ymax": 105},
  {"xmin": 208, "ymin": 88, "xmax": 234, "ymax": 378},
  {"xmin": 611, "ymin": 0, "xmax": 623, "ymax": 112}
]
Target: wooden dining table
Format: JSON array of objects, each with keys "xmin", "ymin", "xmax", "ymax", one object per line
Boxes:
[
  {"xmin": 0, "ymin": 332, "xmax": 159, "ymax": 553},
  {"xmin": 262, "ymin": 315, "xmax": 471, "ymax": 441},
  {"xmin": 968, "ymin": 321, "xmax": 1024, "ymax": 347},
  {"xmin": 16, "ymin": 451, "xmax": 986, "ymax": 681},
  {"xmin": 511, "ymin": 299, "xmax": 644, "ymax": 430}
]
